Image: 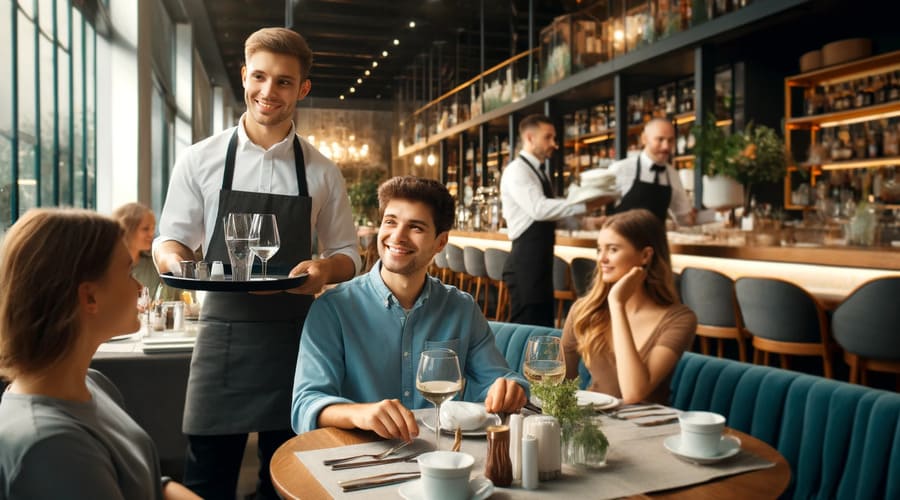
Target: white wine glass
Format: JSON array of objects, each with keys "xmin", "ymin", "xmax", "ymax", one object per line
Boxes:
[
  {"xmin": 249, "ymin": 213, "xmax": 280, "ymax": 279},
  {"xmin": 523, "ymin": 336, "xmax": 565, "ymax": 386},
  {"xmin": 416, "ymin": 349, "xmax": 462, "ymax": 451}
]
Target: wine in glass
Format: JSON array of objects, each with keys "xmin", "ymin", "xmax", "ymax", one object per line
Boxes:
[
  {"xmin": 224, "ymin": 213, "xmax": 254, "ymax": 281},
  {"xmin": 523, "ymin": 336, "xmax": 566, "ymax": 385},
  {"xmin": 249, "ymin": 214, "xmax": 280, "ymax": 279},
  {"xmin": 415, "ymin": 349, "xmax": 463, "ymax": 450}
]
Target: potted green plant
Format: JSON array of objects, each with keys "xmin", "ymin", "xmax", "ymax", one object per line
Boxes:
[
  {"xmin": 691, "ymin": 114, "xmax": 789, "ymax": 210},
  {"xmin": 531, "ymin": 378, "xmax": 609, "ymax": 468},
  {"xmin": 344, "ymin": 167, "xmax": 387, "ymax": 226}
]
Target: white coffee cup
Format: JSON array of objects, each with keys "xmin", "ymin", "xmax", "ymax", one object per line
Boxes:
[
  {"xmin": 418, "ymin": 451, "xmax": 474, "ymax": 500},
  {"xmin": 678, "ymin": 411, "xmax": 726, "ymax": 457}
]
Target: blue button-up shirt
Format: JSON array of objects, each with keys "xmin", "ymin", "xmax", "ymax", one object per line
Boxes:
[{"xmin": 291, "ymin": 262, "xmax": 528, "ymax": 433}]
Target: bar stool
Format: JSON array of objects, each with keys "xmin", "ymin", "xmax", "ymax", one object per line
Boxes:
[
  {"xmin": 432, "ymin": 247, "xmax": 450, "ymax": 283},
  {"xmin": 553, "ymin": 256, "xmax": 576, "ymax": 328},
  {"xmin": 680, "ymin": 267, "xmax": 747, "ymax": 362},
  {"xmin": 444, "ymin": 243, "xmax": 469, "ymax": 292},
  {"xmin": 463, "ymin": 246, "xmax": 489, "ymax": 315},
  {"xmin": 735, "ymin": 277, "xmax": 834, "ymax": 378},
  {"xmin": 831, "ymin": 277, "xmax": 900, "ymax": 388},
  {"xmin": 570, "ymin": 257, "xmax": 597, "ymax": 297},
  {"xmin": 484, "ymin": 248, "xmax": 510, "ymax": 321}
]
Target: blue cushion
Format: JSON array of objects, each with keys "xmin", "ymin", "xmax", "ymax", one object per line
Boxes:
[{"xmin": 670, "ymin": 352, "xmax": 900, "ymax": 499}]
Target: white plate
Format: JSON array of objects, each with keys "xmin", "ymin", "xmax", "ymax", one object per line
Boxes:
[
  {"xmin": 663, "ymin": 434, "xmax": 741, "ymax": 465},
  {"xmin": 420, "ymin": 412, "xmax": 501, "ymax": 437},
  {"xmin": 567, "ymin": 187, "xmax": 620, "ymax": 204},
  {"xmin": 576, "ymin": 390, "xmax": 620, "ymax": 410},
  {"xmin": 398, "ymin": 477, "xmax": 493, "ymax": 500},
  {"xmin": 579, "ymin": 168, "xmax": 616, "ymax": 181}
]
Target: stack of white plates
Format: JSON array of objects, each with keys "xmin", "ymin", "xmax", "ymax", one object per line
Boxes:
[{"xmin": 568, "ymin": 168, "xmax": 619, "ymax": 204}]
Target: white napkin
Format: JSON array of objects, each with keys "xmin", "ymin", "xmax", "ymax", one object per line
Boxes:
[{"xmin": 440, "ymin": 401, "xmax": 488, "ymax": 431}]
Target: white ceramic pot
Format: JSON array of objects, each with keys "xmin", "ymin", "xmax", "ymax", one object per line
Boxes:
[{"xmin": 702, "ymin": 175, "xmax": 744, "ymax": 210}]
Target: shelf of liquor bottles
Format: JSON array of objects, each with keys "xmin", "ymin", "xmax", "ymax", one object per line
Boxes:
[{"xmin": 785, "ymin": 49, "xmax": 900, "ymax": 211}]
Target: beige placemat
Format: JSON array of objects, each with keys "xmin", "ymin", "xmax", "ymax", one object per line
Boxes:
[{"xmin": 294, "ymin": 412, "xmax": 774, "ymax": 499}]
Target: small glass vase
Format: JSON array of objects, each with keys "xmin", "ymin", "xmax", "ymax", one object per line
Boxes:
[{"xmin": 562, "ymin": 416, "xmax": 609, "ymax": 468}]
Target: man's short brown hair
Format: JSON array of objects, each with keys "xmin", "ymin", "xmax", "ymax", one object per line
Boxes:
[
  {"xmin": 519, "ymin": 114, "xmax": 554, "ymax": 136},
  {"xmin": 245, "ymin": 27, "xmax": 313, "ymax": 80},
  {"xmin": 377, "ymin": 176, "xmax": 455, "ymax": 235}
]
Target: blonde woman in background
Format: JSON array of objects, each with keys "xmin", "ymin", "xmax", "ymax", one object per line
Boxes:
[
  {"xmin": 113, "ymin": 202, "xmax": 161, "ymax": 295},
  {"xmin": 0, "ymin": 209, "xmax": 199, "ymax": 499},
  {"xmin": 562, "ymin": 209, "xmax": 696, "ymax": 405}
]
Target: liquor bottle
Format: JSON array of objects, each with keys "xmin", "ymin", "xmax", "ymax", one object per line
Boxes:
[
  {"xmin": 889, "ymin": 72, "xmax": 900, "ymax": 101},
  {"xmin": 874, "ymin": 75, "xmax": 887, "ymax": 104}
]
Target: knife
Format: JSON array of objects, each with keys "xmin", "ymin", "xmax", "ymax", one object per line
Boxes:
[
  {"xmin": 339, "ymin": 471, "xmax": 421, "ymax": 492},
  {"xmin": 331, "ymin": 451, "xmax": 425, "ymax": 471},
  {"xmin": 634, "ymin": 416, "xmax": 679, "ymax": 427},
  {"xmin": 615, "ymin": 412, "xmax": 678, "ymax": 421}
]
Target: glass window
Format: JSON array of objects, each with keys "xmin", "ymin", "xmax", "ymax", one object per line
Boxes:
[
  {"xmin": 17, "ymin": 7, "xmax": 37, "ymax": 217},
  {"xmin": 58, "ymin": 42, "xmax": 71, "ymax": 204},
  {"xmin": 72, "ymin": 7, "xmax": 83, "ymax": 208},
  {"xmin": 85, "ymin": 22, "xmax": 95, "ymax": 208},
  {"xmin": 57, "ymin": 0, "xmax": 68, "ymax": 49},
  {"xmin": 0, "ymin": 137, "xmax": 11, "ymax": 232},
  {"xmin": 17, "ymin": 0, "xmax": 33, "ymax": 18},
  {"xmin": 0, "ymin": 0, "xmax": 12, "ymax": 136},
  {"xmin": 40, "ymin": 33, "xmax": 56, "ymax": 205},
  {"xmin": 38, "ymin": 0, "xmax": 52, "ymax": 35}
]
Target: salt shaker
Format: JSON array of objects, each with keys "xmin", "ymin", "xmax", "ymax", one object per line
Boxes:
[
  {"xmin": 521, "ymin": 434, "xmax": 539, "ymax": 490},
  {"xmin": 508, "ymin": 413, "xmax": 523, "ymax": 481},
  {"xmin": 210, "ymin": 261, "xmax": 225, "ymax": 280},
  {"xmin": 484, "ymin": 425, "xmax": 513, "ymax": 487},
  {"xmin": 522, "ymin": 415, "xmax": 561, "ymax": 481}
]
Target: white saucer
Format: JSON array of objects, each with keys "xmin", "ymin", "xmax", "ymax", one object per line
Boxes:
[
  {"xmin": 567, "ymin": 187, "xmax": 620, "ymax": 204},
  {"xmin": 663, "ymin": 434, "xmax": 741, "ymax": 465},
  {"xmin": 398, "ymin": 477, "xmax": 494, "ymax": 500},
  {"xmin": 576, "ymin": 390, "xmax": 620, "ymax": 410},
  {"xmin": 579, "ymin": 168, "xmax": 616, "ymax": 182}
]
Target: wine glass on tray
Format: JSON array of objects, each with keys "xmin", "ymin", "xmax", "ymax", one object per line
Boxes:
[{"xmin": 249, "ymin": 213, "xmax": 280, "ymax": 279}]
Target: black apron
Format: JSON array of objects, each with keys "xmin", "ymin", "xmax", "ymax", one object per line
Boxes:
[
  {"xmin": 613, "ymin": 155, "xmax": 673, "ymax": 221},
  {"xmin": 183, "ymin": 128, "xmax": 313, "ymax": 435},
  {"xmin": 503, "ymin": 155, "xmax": 557, "ymax": 309}
]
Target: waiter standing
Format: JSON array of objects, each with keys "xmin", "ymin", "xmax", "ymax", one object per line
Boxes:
[
  {"xmin": 608, "ymin": 118, "xmax": 694, "ymax": 224},
  {"xmin": 500, "ymin": 114, "xmax": 609, "ymax": 327},
  {"xmin": 153, "ymin": 28, "xmax": 359, "ymax": 499}
]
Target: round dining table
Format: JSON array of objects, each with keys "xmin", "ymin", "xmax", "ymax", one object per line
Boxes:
[{"xmin": 270, "ymin": 426, "xmax": 790, "ymax": 499}]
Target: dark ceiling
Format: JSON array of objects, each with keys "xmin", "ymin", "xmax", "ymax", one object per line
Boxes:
[{"xmin": 199, "ymin": 0, "xmax": 578, "ymax": 103}]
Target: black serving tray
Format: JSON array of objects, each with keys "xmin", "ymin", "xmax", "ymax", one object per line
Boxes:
[{"xmin": 160, "ymin": 272, "xmax": 308, "ymax": 292}]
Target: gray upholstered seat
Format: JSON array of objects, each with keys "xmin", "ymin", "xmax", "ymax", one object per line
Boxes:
[
  {"xmin": 432, "ymin": 247, "xmax": 450, "ymax": 282},
  {"xmin": 680, "ymin": 267, "xmax": 747, "ymax": 361},
  {"xmin": 831, "ymin": 277, "xmax": 900, "ymax": 387},
  {"xmin": 463, "ymin": 246, "xmax": 489, "ymax": 314},
  {"xmin": 484, "ymin": 248, "xmax": 510, "ymax": 321},
  {"xmin": 570, "ymin": 257, "xmax": 597, "ymax": 297},
  {"xmin": 443, "ymin": 243, "xmax": 468, "ymax": 291},
  {"xmin": 735, "ymin": 277, "xmax": 833, "ymax": 378},
  {"xmin": 552, "ymin": 256, "xmax": 576, "ymax": 328}
]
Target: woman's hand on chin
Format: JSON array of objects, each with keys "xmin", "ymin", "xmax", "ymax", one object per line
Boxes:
[{"xmin": 608, "ymin": 266, "xmax": 645, "ymax": 305}]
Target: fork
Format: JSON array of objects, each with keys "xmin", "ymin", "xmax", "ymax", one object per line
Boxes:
[
  {"xmin": 322, "ymin": 440, "xmax": 411, "ymax": 466},
  {"xmin": 331, "ymin": 450, "xmax": 426, "ymax": 470}
]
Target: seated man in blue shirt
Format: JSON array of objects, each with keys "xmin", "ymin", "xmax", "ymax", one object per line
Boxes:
[{"xmin": 292, "ymin": 176, "xmax": 528, "ymax": 441}]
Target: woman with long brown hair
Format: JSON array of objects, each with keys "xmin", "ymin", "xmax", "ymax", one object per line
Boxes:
[
  {"xmin": 562, "ymin": 209, "xmax": 696, "ymax": 404},
  {"xmin": 0, "ymin": 209, "xmax": 198, "ymax": 499}
]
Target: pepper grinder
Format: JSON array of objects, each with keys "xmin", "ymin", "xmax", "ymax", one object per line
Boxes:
[{"xmin": 484, "ymin": 424, "xmax": 513, "ymax": 487}]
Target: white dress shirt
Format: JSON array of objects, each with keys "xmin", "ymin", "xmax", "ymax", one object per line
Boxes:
[
  {"xmin": 500, "ymin": 151, "xmax": 586, "ymax": 240},
  {"xmin": 154, "ymin": 114, "xmax": 361, "ymax": 273},
  {"xmin": 608, "ymin": 150, "xmax": 692, "ymax": 223}
]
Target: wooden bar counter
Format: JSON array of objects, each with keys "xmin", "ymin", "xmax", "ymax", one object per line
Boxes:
[{"xmin": 448, "ymin": 230, "xmax": 900, "ymax": 306}]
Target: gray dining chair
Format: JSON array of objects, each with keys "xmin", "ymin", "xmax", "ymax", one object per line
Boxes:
[
  {"xmin": 570, "ymin": 257, "xmax": 597, "ymax": 297},
  {"xmin": 831, "ymin": 277, "xmax": 900, "ymax": 387},
  {"xmin": 552, "ymin": 256, "xmax": 577, "ymax": 328},
  {"xmin": 680, "ymin": 267, "xmax": 747, "ymax": 361},
  {"xmin": 484, "ymin": 248, "xmax": 510, "ymax": 321},
  {"xmin": 463, "ymin": 246, "xmax": 489, "ymax": 315},
  {"xmin": 443, "ymin": 243, "xmax": 469, "ymax": 292},
  {"xmin": 735, "ymin": 277, "xmax": 833, "ymax": 378},
  {"xmin": 432, "ymin": 247, "xmax": 450, "ymax": 283}
]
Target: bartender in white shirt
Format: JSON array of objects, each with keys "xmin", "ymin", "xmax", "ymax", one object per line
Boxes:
[
  {"xmin": 609, "ymin": 118, "xmax": 694, "ymax": 225},
  {"xmin": 500, "ymin": 114, "xmax": 610, "ymax": 327}
]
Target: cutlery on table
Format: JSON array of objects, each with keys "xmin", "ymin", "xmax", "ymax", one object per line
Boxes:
[
  {"xmin": 331, "ymin": 450, "xmax": 426, "ymax": 470},
  {"xmin": 339, "ymin": 471, "xmax": 421, "ymax": 492},
  {"xmin": 451, "ymin": 427, "xmax": 462, "ymax": 452},
  {"xmin": 523, "ymin": 402, "xmax": 543, "ymax": 414},
  {"xmin": 322, "ymin": 440, "xmax": 411, "ymax": 466},
  {"xmin": 609, "ymin": 404, "xmax": 665, "ymax": 416},
  {"xmin": 612, "ymin": 411, "xmax": 679, "ymax": 421},
  {"xmin": 634, "ymin": 416, "xmax": 679, "ymax": 427}
]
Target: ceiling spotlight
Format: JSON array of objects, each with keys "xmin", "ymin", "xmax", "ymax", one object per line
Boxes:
[
  {"xmin": 339, "ymin": 95, "xmax": 345, "ymax": 100},
  {"xmin": 349, "ymin": 87, "xmax": 356, "ymax": 93},
  {"xmin": 372, "ymin": 61, "xmax": 378, "ymax": 68},
  {"xmin": 357, "ymin": 78, "xmax": 363, "ymax": 84},
  {"xmin": 426, "ymin": 153, "xmax": 437, "ymax": 166},
  {"xmin": 409, "ymin": 21, "xmax": 416, "ymax": 28},
  {"xmin": 414, "ymin": 154, "xmax": 423, "ymax": 165},
  {"xmin": 393, "ymin": 39, "xmax": 400, "ymax": 46},
  {"xmin": 382, "ymin": 50, "xmax": 389, "ymax": 57},
  {"xmin": 364, "ymin": 70, "xmax": 371, "ymax": 76}
]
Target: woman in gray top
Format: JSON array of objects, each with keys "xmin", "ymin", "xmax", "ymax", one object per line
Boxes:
[{"xmin": 0, "ymin": 209, "xmax": 198, "ymax": 500}]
